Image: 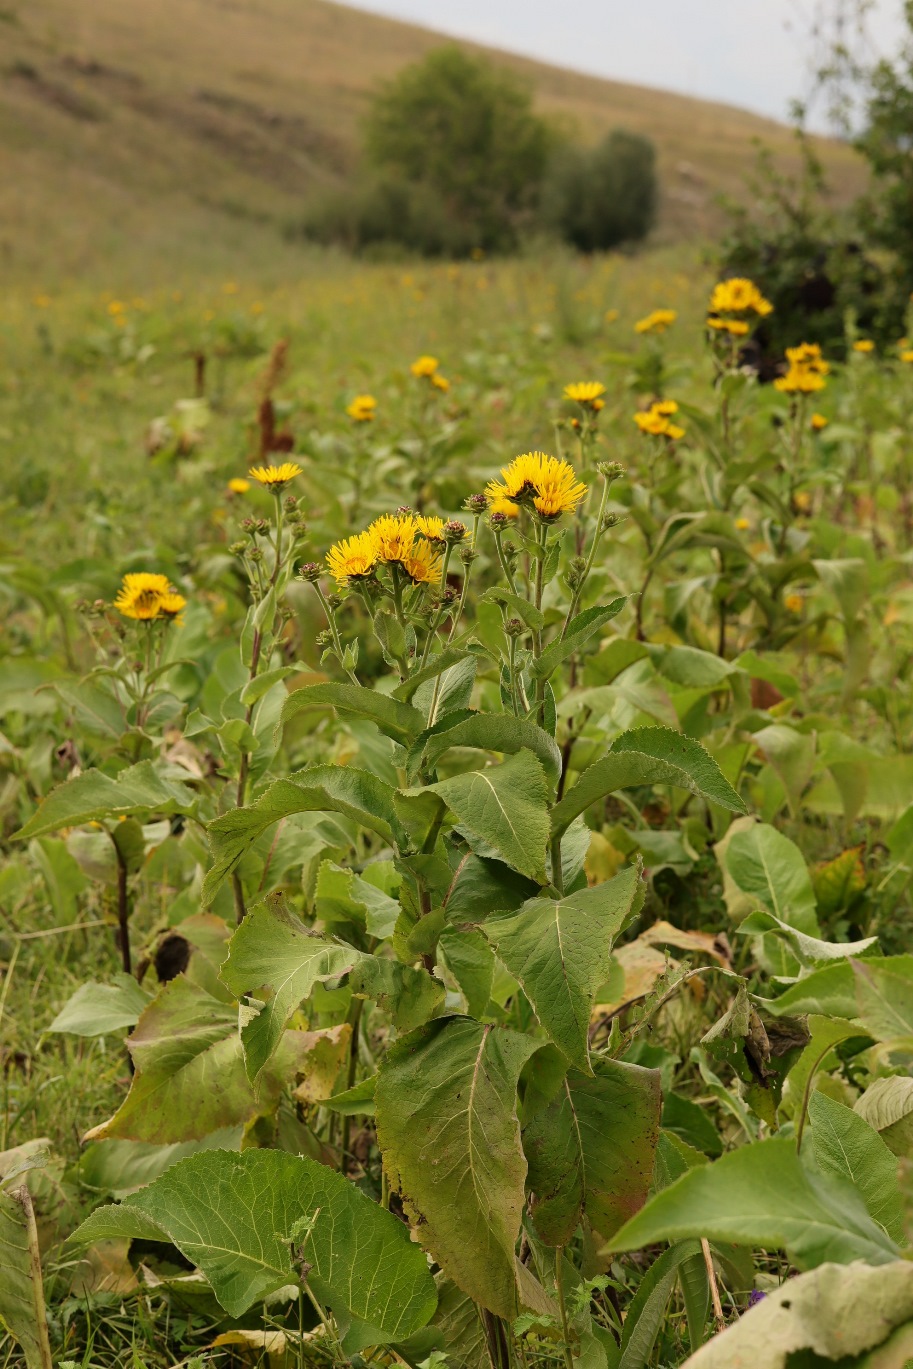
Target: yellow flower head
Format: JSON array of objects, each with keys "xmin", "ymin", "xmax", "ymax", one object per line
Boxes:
[
  {"xmin": 735, "ymin": 517, "xmax": 750, "ymax": 531},
  {"xmin": 411, "ymin": 355, "xmax": 439, "ymax": 378},
  {"xmin": 400, "ymin": 538, "xmax": 443, "ymax": 586},
  {"xmin": 774, "ymin": 343, "xmax": 829, "ymax": 393},
  {"xmin": 248, "ymin": 461, "xmax": 302, "ymax": 488},
  {"xmin": 347, "ymin": 394, "xmax": 377, "ymax": 422},
  {"xmin": 114, "ymin": 572, "xmax": 182, "ymax": 622},
  {"xmin": 415, "ymin": 515, "xmax": 446, "ymax": 543},
  {"xmin": 784, "ymin": 593, "xmax": 804, "ymax": 614},
  {"xmin": 158, "ymin": 591, "xmax": 187, "ymax": 618},
  {"xmin": 370, "ymin": 513, "xmax": 418, "ymax": 563},
  {"xmin": 709, "ymin": 277, "xmax": 773, "ymax": 316},
  {"xmin": 489, "ymin": 496, "xmax": 520, "ymax": 520},
  {"xmin": 793, "ymin": 491, "xmax": 813, "ymax": 514},
  {"xmin": 633, "ymin": 400, "xmax": 685, "ymax": 441},
  {"xmin": 228, "ymin": 477, "xmax": 250, "ymax": 494},
  {"xmin": 811, "ymin": 413, "xmax": 829, "ymax": 431},
  {"xmin": 634, "ymin": 308, "xmax": 677, "ymax": 335},
  {"xmin": 902, "ymin": 350, "xmax": 913, "ymax": 364},
  {"xmin": 486, "ymin": 452, "xmax": 587, "ymax": 521},
  {"xmin": 431, "ymin": 373, "xmax": 450, "ymax": 392},
  {"xmin": 326, "ymin": 530, "xmax": 380, "ymax": 585},
  {"xmin": 853, "ymin": 339, "xmax": 875, "ymax": 354},
  {"xmin": 564, "ymin": 381, "xmax": 607, "ymax": 410},
  {"xmin": 706, "ymin": 316, "xmax": 750, "ymax": 337}
]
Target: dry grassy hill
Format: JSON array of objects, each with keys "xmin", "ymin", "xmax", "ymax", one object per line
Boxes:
[{"xmin": 0, "ymin": 0, "xmax": 867, "ymax": 283}]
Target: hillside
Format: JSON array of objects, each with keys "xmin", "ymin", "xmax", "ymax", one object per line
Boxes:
[{"xmin": 0, "ymin": 0, "xmax": 867, "ymax": 284}]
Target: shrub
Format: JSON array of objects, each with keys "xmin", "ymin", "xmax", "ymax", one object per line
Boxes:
[
  {"xmin": 541, "ymin": 129, "xmax": 657, "ymax": 252},
  {"xmin": 300, "ymin": 174, "xmax": 479, "ymax": 258}
]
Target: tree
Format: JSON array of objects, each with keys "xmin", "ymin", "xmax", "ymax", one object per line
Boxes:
[
  {"xmin": 363, "ymin": 46, "xmax": 551, "ymax": 251},
  {"xmin": 541, "ymin": 129, "xmax": 657, "ymax": 253}
]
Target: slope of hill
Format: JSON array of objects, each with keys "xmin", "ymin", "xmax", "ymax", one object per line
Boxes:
[{"xmin": 0, "ymin": 0, "xmax": 866, "ymax": 284}]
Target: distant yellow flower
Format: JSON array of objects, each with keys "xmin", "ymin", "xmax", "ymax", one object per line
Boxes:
[
  {"xmin": 222, "ymin": 281, "xmax": 239, "ymax": 295},
  {"xmin": 811, "ymin": 413, "xmax": 829, "ymax": 431},
  {"xmin": 635, "ymin": 308, "xmax": 677, "ymax": 334},
  {"xmin": 431, "ymin": 373, "xmax": 450, "ymax": 392},
  {"xmin": 633, "ymin": 400, "xmax": 685, "ymax": 441},
  {"xmin": 486, "ymin": 452, "xmax": 587, "ymax": 522},
  {"xmin": 370, "ymin": 513, "xmax": 418, "ymax": 563},
  {"xmin": 793, "ymin": 491, "xmax": 813, "ymax": 514},
  {"xmin": 114, "ymin": 572, "xmax": 182, "ymax": 622},
  {"xmin": 347, "ymin": 394, "xmax": 377, "ymax": 422},
  {"xmin": 706, "ymin": 316, "xmax": 750, "ymax": 337},
  {"xmin": 901, "ymin": 350, "xmax": 913, "ymax": 364},
  {"xmin": 107, "ymin": 300, "xmax": 126, "ymax": 316},
  {"xmin": 604, "ymin": 308, "xmax": 619, "ymax": 324},
  {"xmin": 735, "ymin": 517, "xmax": 750, "ymax": 531},
  {"xmin": 400, "ymin": 538, "xmax": 443, "ymax": 585},
  {"xmin": 228, "ymin": 477, "xmax": 250, "ymax": 494},
  {"xmin": 564, "ymin": 381, "xmax": 607, "ymax": 410},
  {"xmin": 411, "ymin": 355, "xmax": 439, "ymax": 378},
  {"xmin": 248, "ymin": 461, "xmax": 302, "ymax": 488},
  {"xmin": 33, "ymin": 294, "xmax": 51, "ymax": 308},
  {"xmin": 853, "ymin": 339, "xmax": 875, "ymax": 353},
  {"xmin": 326, "ymin": 530, "xmax": 379, "ymax": 585},
  {"xmin": 709, "ymin": 278, "xmax": 773, "ymax": 316},
  {"xmin": 774, "ymin": 343, "xmax": 829, "ymax": 394},
  {"xmin": 784, "ymin": 593, "xmax": 803, "ymax": 614},
  {"xmin": 415, "ymin": 515, "xmax": 446, "ymax": 542}
]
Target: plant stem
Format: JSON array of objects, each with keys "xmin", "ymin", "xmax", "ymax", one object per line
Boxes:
[
  {"xmin": 550, "ymin": 835, "xmax": 564, "ymax": 896},
  {"xmin": 555, "ymin": 1247, "xmax": 575, "ymax": 1369},
  {"xmin": 701, "ymin": 1238, "xmax": 726, "ymax": 1334},
  {"xmin": 113, "ymin": 834, "xmax": 132, "ymax": 976},
  {"xmin": 419, "ymin": 543, "xmax": 454, "ymax": 670},
  {"xmin": 339, "ymin": 996, "xmax": 364, "ymax": 1178},
  {"xmin": 14, "ymin": 1185, "xmax": 54, "ymax": 1369},
  {"xmin": 314, "ymin": 583, "xmax": 360, "ymax": 685},
  {"xmin": 561, "ymin": 471, "xmax": 612, "ymax": 639}
]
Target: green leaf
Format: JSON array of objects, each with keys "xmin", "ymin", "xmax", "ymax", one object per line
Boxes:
[
  {"xmin": 49, "ymin": 975, "xmax": 151, "ymax": 1037},
  {"xmin": 413, "ymin": 712, "xmax": 562, "ymax": 789},
  {"xmin": 347, "ymin": 954, "xmax": 445, "ymax": 1033},
  {"xmin": 523, "ymin": 1059, "xmax": 661, "ymax": 1247},
  {"xmin": 481, "ymin": 587, "xmax": 545, "ymax": 632},
  {"xmin": 315, "ymin": 861, "xmax": 400, "ymax": 940},
  {"xmin": 855, "ymin": 1078, "xmax": 913, "ymax": 1158},
  {"xmin": 551, "ymin": 728, "xmax": 746, "ymax": 840},
  {"xmin": 806, "ymin": 1092, "xmax": 904, "ymax": 1244},
  {"xmin": 781, "ymin": 1015, "xmax": 862, "ymax": 1119},
  {"xmin": 203, "ymin": 766, "xmax": 396, "ymax": 902},
  {"xmin": 724, "ymin": 822, "xmax": 819, "ymax": 935},
  {"xmin": 68, "ymin": 1149, "xmax": 437, "ymax": 1341},
  {"xmin": 853, "ymin": 955, "xmax": 913, "ymax": 1042},
  {"xmin": 679, "ymin": 1260, "xmax": 913, "ymax": 1369},
  {"xmin": 427, "ymin": 749, "xmax": 550, "ymax": 884},
  {"xmin": 484, "ymin": 865, "xmax": 644, "ymax": 1071},
  {"xmin": 83, "ymin": 976, "xmax": 312, "ymax": 1144},
  {"xmin": 14, "ymin": 761, "xmax": 197, "ymax": 841},
  {"xmin": 279, "ymin": 683, "xmax": 425, "ymax": 744},
  {"xmin": 376, "ymin": 1016, "xmax": 537, "ymax": 1318},
  {"xmin": 617, "ymin": 1241, "xmax": 702, "ymax": 1369},
  {"xmin": 414, "ymin": 654, "xmax": 479, "ymax": 725},
  {"xmin": 323, "ymin": 1074, "xmax": 377, "ymax": 1116},
  {"xmin": 607, "ymin": 1137, "xmax": 900, "ymax": 1269},
  {"xmin": 0, "ymin": 1186, "xmax": 52, "ymax": 1369},
  {"xmin": 759, "ymin": 962, "xmax": 859, "ymax": 1019},
  {"xmin": 392, "ymin": 648, "xmax": 477, "ymax": 703},
  {"xmin": 530, "ymin": 600, "xmax": 627, "ymax": 681},
  {"xmin": 737, "ymin": 910, "xmax": 878, "ymax": 968}
]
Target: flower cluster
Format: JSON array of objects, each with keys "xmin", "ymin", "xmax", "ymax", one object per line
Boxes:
[
  {"xmin": 248, "ymin": 461, "xmax": 303, "ymax": 489},
  {"xmin": 564, "ymin": 381, "xmax": 606, "ymax": 412},
  {"xmin": 346, "ymin": 394, "xmax": 377, "ymax": 422},
  {"xmin": 326, "ymin": 513, "xmax": 445, "ymax": 587},
  {"xmin": 485, "ymin": 452, "xmax": 588, "ymax": 522},
  {"xmin": 114, "ymin": 572, "xmax": 186, "ymax": 623},
  {"xmin": 774, "ymin": 343, "xmax": 830, "ymax": 395},
  {"xmin": 410, "ymin": 355, "xmax": 450, "ymax": 392},
  {"xmin": 635, "ymin": 308, "xmax": 677, "ymax": 335},
  {"xmin": 707, "ymin": 277, "xmax": 773, "ymax": 337},
  {"xmin": 633, "ymin": 399, "xmax": 685, "ymax": 440}
]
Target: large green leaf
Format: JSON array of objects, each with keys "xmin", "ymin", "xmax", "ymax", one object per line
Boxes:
[
  {"xmin": 68, "ymin": 1149, "xmax": 437, "ymax": 1343},
  {"xmin": 617, "ymin": 1240, "xmax": 702, "ymax": 1369},
  {"xmin": 376, "ymin": 1016, "xmax": 537, "ymax": 1318},
  {"xmin": 723, "ymin": 822, "xmax": 819, "ymax": 935},
  {"xmin": 279, "ymin": 682, "xmax": 425, "ymax": 744},
  {"xmin": 737, "ymin": 910, "xmax": 878, "ymax": 967},
  {"xmin": 83, "ymin": 975, "xmax": 311, "ymax": 1144},
  {"xmin": 427, "ymin": 749, "xmax": 550, "ymax": 884},
  {"xmin": 392, "ymin": 648, "xmax": 477, "ymax": 703},
  {"xmin": 607, "ymin": 1137, "xmax": 900, "ymax": 1269},
  {"xmin": 14, "ymin": 760, "xmax": 197, "ymax": 841},
  {"xmin": 855, "ymin": 1078, "xmax": 913, "ymax": 1158},
  {"xmin": 530, "ymin": 600, "xmax": 627, "ymax": 681},
  {"xmin": 806, "ymin": 1092, "xmax": 904, "ymax": 1244},
  {"xmin": 551, "ymin": 728, "xmax": 746, "ymax": 840},
  {"xmin": 0, "ymin": 1186, "xmax": 53, "ymax": 1369},
  {"xmin": 523, "ymin": 1058, "xmax": 661, "ymax": 1247},
  {"xmin": 680, "ymin": 1260, "xmax": 913, "ymax": 1368},
  {"xmin": 759, "ymin": 962, "xmax": 859, "ymax": 1020},
  {"xmin": 411, "ymin": 713, "xmax": 562, "ymax": 789},
  {"xmin": 203, "ymin": 766, "xmax": 397, "ymax": 901},
  {"xmin": 484, "ymin": 865, "xmax": 643, "ymax": 1071},
  {"xmin": 853, "ymin": 955, "xmax": 913, "ymax": 1042},
  {"xmin": 49, "ymin": 974, "xmax": 151, "ymax": 1037}
]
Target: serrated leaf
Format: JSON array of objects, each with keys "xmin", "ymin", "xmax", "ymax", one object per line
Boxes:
[
  {"xmin": 724, "ymin": 821, "xmax": 819, "ymax": 935},
  {"xmin": 278, "ymin": 682, "xmax": 425, "ymax": 744},
  {"xmin": 737, "ymin": 909, "xmax": 877, "ymax": 967},
  {"xmin": 853, "ymin": 956, "xmax": 913, "ymax": 1042},
  {"xmin": 484, "ymin": 865, "xmax": 643, "ymax": 1070},
  {"xmin": 759, "ymin": 962, "xmax": 859, "ymax": 1020},
  {"xmin": 376, "ymin": 1016, "xmax": 537, "ymax": 1318},
  {"xmin": 607, "ymin": 1137, "xmax": 900, "ymax": 1269},
  {"xmin": 523, "ymin": 1058, "xmax": 661, "ymax": 1247},
  {"xmin": 427, "ymin": 749, "xmax": 550, "ymax": 883},
  {"xmin": 68, "ymin": 1149, "xmax": 436, "ymax": 1341},
  {"xmin": 530, "ymin": 600, "xmax": 627, "ymax": 681},
  {"xmin": 855, "ymin": 1077, "xmax": 913, "ymax": 1158},
  {"xmin": 14, "ymin": 761, "xmax": 197, "ymax": 841},
  {"xmin": 413, "ymin": 712, "xmax": 562, "ymax": 789},
  {"xmin": 807, "ymin": 1092, "xmax": 904, "ymax": 1244},
  {"xmin": 392, "ymin": 649, "xmax": 477, "ymax": 703}
]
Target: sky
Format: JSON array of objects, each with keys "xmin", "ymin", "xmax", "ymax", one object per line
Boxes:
[{"xmin": 348, "ymin": 0, "xmax": 908, "ymax": 127}]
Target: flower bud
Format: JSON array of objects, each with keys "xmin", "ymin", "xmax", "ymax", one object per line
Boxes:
[
  {"xmin": 444, "ymin": 519, "xmax": 468, "ymax": 544},
  {"xmin": 316, "ymin": 629, "xmax": 333, "ymax": 648},
  {"xmin": 463, "ymin": 493, "xmax": 488, "ymax": 514},
  {"xmin": 284, "ymin": 495, "xmax": 299, "ymax": 512},
  {"xmin": 440, "ymin": 586, "xmax": 458, "ymax": 606},
  {"xmin": 505, "ymin": 617, "xmax": 524, "ymax": 637},
  {"xmin": 596, "ymin": 460, "xmax": 626, "ymax": 482},
  {"xmin": 298, "ymin": 562, "xmax": 322, "ymax": 582},
  {"xmin": 327, "ymin": 593, "xmax": 343, "ymax": 610},
  {"xmin": 241, "ymin": 517, "xmax": 257, "ymax": 531},
  {"xmin": 460, "ymin": 545, "xmax": 478, "ymax": 565},
  {"xmin": 489, "ymin": 511, "xmax": 508, "ymax": 531},
  {"xmin": 601, "ymin": 512, "xmax": 622, "ymax": 532},
  {"xmin": 247, "ymin": 547, "xmax": 264, "ymax": 562},
  {"xmin": 229, "ymin": 540, "xmax": 248, "ymax": 555},
  {"xmin": 256, "ymin": 518, "xmax": 270, "ymax": 535}
]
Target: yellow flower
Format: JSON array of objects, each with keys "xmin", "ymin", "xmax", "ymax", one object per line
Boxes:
[
  {"xmin": 784, "ymin": 593, "xmax": 803, "ymax": 614},
  {"xmin": 158, "ymin": 592, "xmax": 187, "ymax": 619},
  {"xmin": 33, "ymin": 294, "xmax": 51, "ymax": 308},
  {"xmin": 853, "ymin": 339, "xmax": 875, "ymax": 353},
  {"xmin": 400, "ymin": 538, "xmax": 443, "ymax": 585},
  {"xmin": 774, "ymin": 343, "xmax": 829, "ymax": 394},
  {"xmin": 347, "ymin": 394, "xmax": 377, "ymax": 422},
  {"xmin": 564, "ymin": 381, "xmax": 607, "ymax": 409},
  {"xmin": 248, "ymin": 461, "xmax": 302, "ymax": 488},
  {"xmin": 793, "ymin": 491, "xmax": 813, "ymax": 514},
  {"xmin": 415, "ymin": 515, "xmax": 446, "ymax": 542},
  {"xmin": 486, "ymin": 452, "xmax": 587, "ymax": 521},
  {"xmin": 785, "ymin": 342, "xmax": 829, "ymax": 373},
  {"xmin": 114, "ymin": 572, "xmax": 180, "ymax": 621},
  {"xmin": 489, "ymin": 496, "xmax": 520, "ymax": 520},
  {"xmin": 709, "ymin": 278, "xmax": 773, "ymax": 316},
  {"xmin": 706, "ymin": 316, "xmax": 750, "ymax": 337},
  {"xmin": 633, "ymin": 400, "xmax": 685, "ymax": 440},
  {"xmin": 634, "ymin": 308, "xmax": 677, "ymax": 334},
  {"xmin": 326, "ymin": 530, "xmax": 380, "ymax": 585},
  {"xmin": 604, "ymin": 308, "xmax": 619, "ymax": 324},
  {"xmin": 431, "ymin": 373, "xmax": 450, "ymax": 392},
  {"xmin": 410, "ymin": 355, "xmax": 439, "ymax": 378},
  {"xmin": 107, "ymin": 300, "xmax": 126, "ymax": 316},
  {"xmin": 901, "ymin": 350, "xmax": 913, "ymax": 364},
  {"xmin": 228, "ymin": 477, "xmax": 250, "ymax": 494},
  {"xmin": 735, "ymin": 517, "xmax": 750, "ymax": 531},
  {"xmin": 811, "ymin": 413, "xmax": 828, "ymax": 431},
  {"xmin": 370, "ymin": 513, "xmax": 418, "ymax": 562},
  {"xmin": 222, "ymin": 281, "xmax": 239, "ymax": 295}
]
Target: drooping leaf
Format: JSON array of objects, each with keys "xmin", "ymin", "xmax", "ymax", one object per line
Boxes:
[
  {"xmin": 203, "ymin": 766, "xmax": 397, "ymax": 902},
  {"xmin": 723, "ymin": 822, "xmax": 819, "ymax": 935},
  {"xmin": 759, "ymin": 962, "xmax": 859, "ymax": 1020},
  {"xmin": 853, "ymin": 956, "xmax": 913, "ymax": 1043},
  {"xmin": 376, "ymin": 1016, "xmax": 537, "ymax": 1318},
  {"xmin": 855, "ymin": 1078, "xmax": 913, "ymax": 1158},
  {"xmin": 14, "ymin": 761, "xmax": 197, "ymax": 841},
  {"xmin": 425, "ymin": 1275, "xmax": 490, "ymax": 1369},
  {"xmin": 679, "ymin": 1260, "xmax": 913, "ymax": 1368},
  {"xmin": 607, "ymin": 1137, "xmax": 900, "ymax": 1269},
  {"xmin": 806, "ymin": 1092, "xmax": 904, "ymax": 1244},
  {"xmin": 737, "ymin": 910, "xmax": 878, "ymax": 968},
  {"xmin": 412, "ymin": 712, "xmax": 562, "ymax": 789},
  {"xmin": 523, "ymin": 1058, "xmax": 661, "ymax": 1247},
  {"xmin": 530, "ymin": 601, "xmax": 628, "ymax": 682},
  {"xmin": 484, "ymin": 865, "xmax": 644, "ymax": 1071},
  {"xmin": 0, "ymin": 1185, "xmax": 53, "ymax": 1369},
  {"xmin": 278, "ymin": 682, "xmax": 425, "ymax": 744},
  {"xmin": 427, "ymin": 749, "xmax": 550, "ymax": 884},
  {"xmin": 49, "ymin": 974, "xmax": 152, "ymax": 1037},
  {"xmin": 315, "ymin": 861, "xmax": 400, "ymax": 940},
  {"xmin": 68, "ymin": 1149, "xmax": 437, "ymax": 1343}
]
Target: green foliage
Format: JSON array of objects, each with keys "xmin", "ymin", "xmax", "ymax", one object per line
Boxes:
[{"xmin": 542, "ymin": 129, "xmax": 658, "ymax": 252}]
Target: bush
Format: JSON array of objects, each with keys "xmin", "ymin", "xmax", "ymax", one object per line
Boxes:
[
  {"xmin": 542, "ymin": 129, "xmax": 657, "ymax": 252},
  {"xmin": 363, "ymin": 46, "xmax": 552, "ymax": 252},
  {"xmin": 300, "ymin": 175, "xmax": 479, "ymax": 258}
]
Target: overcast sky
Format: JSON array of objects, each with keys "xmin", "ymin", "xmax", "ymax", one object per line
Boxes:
[{"xmin": 350, "ymin": 0, "xmax": 907, "ymax": 127}]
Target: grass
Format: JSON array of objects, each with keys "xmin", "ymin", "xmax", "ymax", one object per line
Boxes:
[{"xmin": 0, "ymin": 0, "xmax": 867, "ymax": 284}]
